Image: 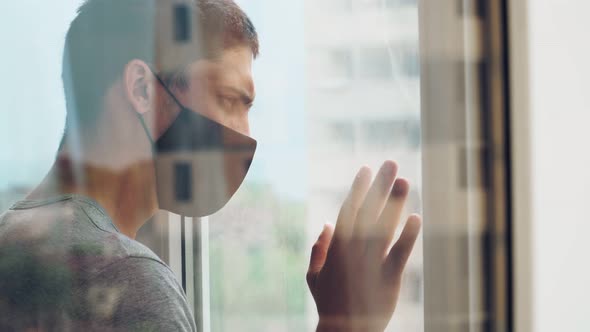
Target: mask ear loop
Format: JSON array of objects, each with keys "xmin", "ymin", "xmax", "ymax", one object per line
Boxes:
[
  {"xmin": 138, "ymin": 68, "xmax": 189, "ymax": 148},
  {"xmin": 137, "ymin": 113, "xmax": 155, "ymax": 147},
  {"xmin": 149, "ymin": 68, "xmax": 189, "ymax": 112}
]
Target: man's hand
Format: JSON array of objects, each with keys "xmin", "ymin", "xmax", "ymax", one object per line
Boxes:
[{"xmin": 307, "ymin": 161, "xmax": 422, "ymax": 332}]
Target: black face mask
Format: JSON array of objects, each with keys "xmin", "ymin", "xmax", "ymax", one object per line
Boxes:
[{"xmin": 138, "ymin": 72, "xmax": 257, "ymax": 217}]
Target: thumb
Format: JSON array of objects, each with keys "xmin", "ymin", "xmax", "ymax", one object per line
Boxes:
[{"xmin": 307, "ymin": 223, "xmax": 335, "ymax": 284}]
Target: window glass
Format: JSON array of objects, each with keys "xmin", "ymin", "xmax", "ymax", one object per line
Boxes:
[
  {"xmin": 0, "ymin": 1, "xmax": 73, "ymax": 210},
  {"xmin": 311, "ymin": 49, "xmax": 354, "ymax": 88},
  {"xmin": 356, "ymin": 0, "xmax": 417, "ymax": 10},
  {"xmin": 321, "ymin": 0, "xmax": 354, "ymax": 12},
  {"xmin": 386, "ymin": 0, "xmax": 418, "ymax": 8},
  {"xmin": 357, "ymin": 47, "xmax": 394, "ymax": 79},
  {"xmin": 207, "ymin": 0, "xmax": 423, "ymax": 331},
  {"xmin": 0, "ymin": 0, "xmax": 422, "ymax": 331}
]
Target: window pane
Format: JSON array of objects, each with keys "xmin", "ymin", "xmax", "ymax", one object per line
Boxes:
[
  {"xmin": 0, "ymin": 1, "xmax": 422, "ymax": 331},
  {"xmin": 208, "ymin": 0, "xmax": 422, "ymax": 331},
  {"xmin": 358, "ymin": 47, "xmax": 394, "ymax": 79}
]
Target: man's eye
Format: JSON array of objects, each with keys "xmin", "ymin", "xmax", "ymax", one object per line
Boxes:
[{"xmin": 218, "ymin": 95, "xmax": 235, "ymax": 109}]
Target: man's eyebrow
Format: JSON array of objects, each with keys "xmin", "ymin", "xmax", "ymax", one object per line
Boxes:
[{"xmin": 220, "ymin": 86, "xmax": 255, "ymax": 105}]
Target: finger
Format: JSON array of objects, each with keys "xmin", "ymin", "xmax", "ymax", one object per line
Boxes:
[
  {"xmin": 333, "ymin": 166, "xmax": 372, "ymax": 245},
  {"xmin": 384, "ymin": 214, "xmax": 422, "ymax": 277},
  {"xmin": 368, "ymin": 177, "xmax": 410, "ymax": 259},
  {"xmin": 307, "ymin": 223, "xmax": 335, "ymax": 287},
  {"xmin": 352, "ymin": 160, "xmax": 398, "ymax": 241}
]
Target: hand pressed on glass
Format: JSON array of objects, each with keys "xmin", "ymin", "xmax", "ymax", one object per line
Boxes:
[{"xmin": 307, "ymin": 160, "xmax": 422, "ymax": 332}]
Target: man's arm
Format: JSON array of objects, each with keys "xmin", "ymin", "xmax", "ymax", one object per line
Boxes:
[{"xmin": 307, "ymin": 161, "xmax": 422, "ymax": 332}]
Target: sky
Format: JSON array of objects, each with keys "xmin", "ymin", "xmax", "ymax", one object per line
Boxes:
[
  {"xmin": 0, "ymin": 0, "xmax": 79, "ymax": 190},
  {"xmin": 0, "ymin": 0, "xmax": 307, "ymax": 199}
]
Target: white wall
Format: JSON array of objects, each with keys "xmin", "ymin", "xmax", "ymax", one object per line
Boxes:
[{"xmin": 527, "ymin": 1, "xmax": 590, "ymax": 331}]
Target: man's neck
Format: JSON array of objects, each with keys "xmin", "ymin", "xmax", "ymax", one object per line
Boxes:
[{"xmin": 28, "ymin": 152, "xmax": 158, "ymax": 239}]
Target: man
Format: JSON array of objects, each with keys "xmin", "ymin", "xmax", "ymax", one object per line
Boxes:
[{"xmin": 0, "ymin": 0, "xmax": 421, "ymax": 331}]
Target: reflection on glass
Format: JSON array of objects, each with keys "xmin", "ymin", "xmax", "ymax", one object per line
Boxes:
[
  {"xmin": 0, "ymin": 0, "xmax": 422, "ymax": 331},
  {"xmin": 208, "ymin": 0, "xmax": 422, "ymax": 331}
]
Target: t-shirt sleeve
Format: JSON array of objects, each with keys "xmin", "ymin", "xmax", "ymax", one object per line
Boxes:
[{"xmin": 79, "ymin": 256, "xmax": 197, "ymax": 332}]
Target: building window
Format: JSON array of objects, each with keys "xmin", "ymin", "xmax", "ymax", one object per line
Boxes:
[
  {"xmin": 174, "ymin": 162, "xmax": 193, "ymax": 202},
  {"xmin": 322, "ymin": 0, "xmax": 353, "ymax": 11},
  {"xmin": 400, "ymin": 46, "xmax": 420, "ymax": 78},
  {"xmin": 357, "ymin": 47, "xmax": 394, "ymax": 80},
  {"xmin": 329, "ymin": 121, "xmax": 356, "ymax": 145},
  {"xmin": 386, "ymin": 0, "xmax": 418, "ymax": 8},
  {"xmin": 360, "ymin": 119, "xmax": 420, "ymax": 149},
  {"xmin": 314, "ymin": 49, "xmax": 354, "ymax": 88}
]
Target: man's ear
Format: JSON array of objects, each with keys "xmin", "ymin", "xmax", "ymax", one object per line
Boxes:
[{"xmin": 123, "ymin": 59, "xmax": 155, "ymax": 115}]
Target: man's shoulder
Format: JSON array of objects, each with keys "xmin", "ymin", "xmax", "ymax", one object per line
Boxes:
[
  {"xmin": 0, "ymin": 194, "xmax": 164, "ymax": 276},
  {"xmin": 0, "ymin": 196, "xmax": 196, "ymax": 331}
]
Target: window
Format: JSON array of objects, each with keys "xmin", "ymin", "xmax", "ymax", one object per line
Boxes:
[
  {"xmin": 357, "ymin": 47, "xmax": 394, "ymax": 79},
  {"xmin": 314, "ymin": 45, "xmax": 419, "ymax": 86},
  {"xmin": 399, "ymin": 45, "xmax": 420, "ymax": 78},
  {"xmin": 312, "ymin": 49, "xmax": 354, "ymax": 88},
  {"xmin": 321, "ymin": 0, "xmax": 353, "ymax": 12},
  {"xmin": 386, "ymin": 0, "xmax": 418, "ymax": 8},
  {"xmin": 356, "ymin": 0, "xmax": 417, "ymax": 10},
  {"xmin": 329, "ymin": 121, "xmax": 356, "ymax": 144},
  {"xmin": 0, "ymin": 1, "xmax": 422, "ymax": 332},
  {"xmin": 360, "ymin": 119, "xmax": 419, "ymax": 149},
  {"xmin": 204, "ymin": 1, "xmax": 423, "ymax": 331},
  {"xmin": 174, "ymin": 162, "xmax": 193, "ymax": 202}
]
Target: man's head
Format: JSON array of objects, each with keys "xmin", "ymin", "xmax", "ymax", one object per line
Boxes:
[{"xmin": 61, "ymin": 0, "xmax": 259, "ymax": 154}]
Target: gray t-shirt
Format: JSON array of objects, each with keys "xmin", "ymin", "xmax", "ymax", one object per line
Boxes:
[{"xmin": 0, "ymin": 194, "xmax": 196, "ymax": 331}]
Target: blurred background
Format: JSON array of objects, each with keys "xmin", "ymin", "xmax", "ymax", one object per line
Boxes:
[
  {"xmin": 0, "ymin": 0, "xmax": 422, "ymax": 331},
  {"xmin": 1, "ymin": 0, "xmax": 590, "ymax": 332}
]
